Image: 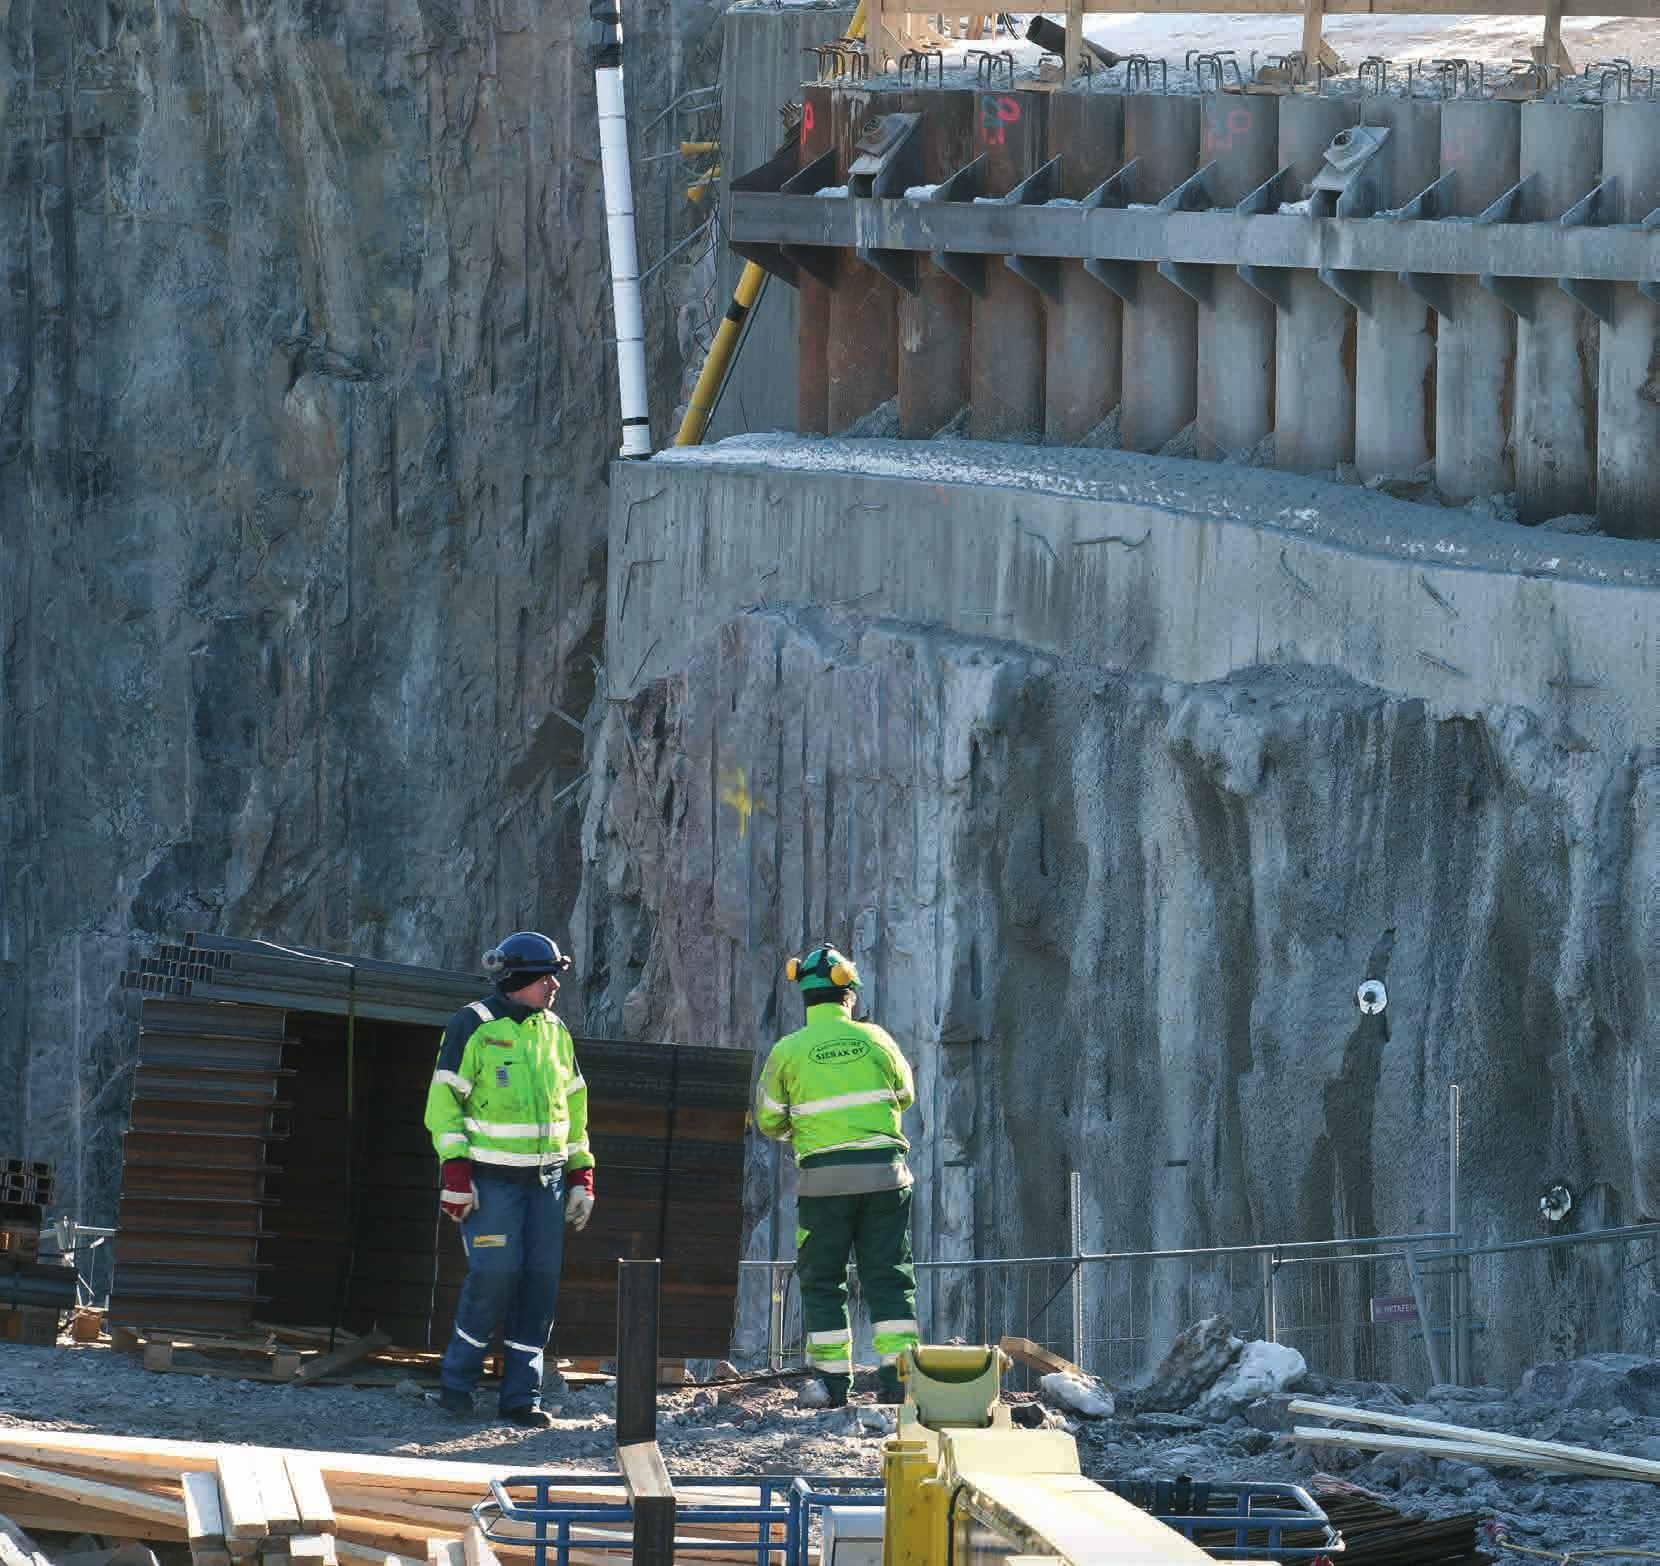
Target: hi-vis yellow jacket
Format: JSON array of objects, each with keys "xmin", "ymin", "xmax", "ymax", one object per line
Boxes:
[
  {"xmin": 425, "ymin": 991, "xmax": 594, "ymax": 1174},
  {"xmin": 755, "ymin": 1003, "xmax": 914, "ymax": 1163}
]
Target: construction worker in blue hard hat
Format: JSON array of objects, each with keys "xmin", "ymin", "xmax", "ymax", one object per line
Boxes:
[
  {"xmin": 755, "ymin": 943, "xmax": 918, "ymax": 1408},
  {"xmin": 423, "ymin": 930, "xmax": 595, "ymax": 1427}
]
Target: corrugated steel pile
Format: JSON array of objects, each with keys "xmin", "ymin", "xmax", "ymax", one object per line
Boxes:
[{"xmin": 112, "ymin": 935, "xmax": 751, "ymax": 1359}]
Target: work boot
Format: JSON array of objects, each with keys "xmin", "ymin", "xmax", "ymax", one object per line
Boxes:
[
  {"xmin": 501, "ymin": 1405, "xmax": 555, "ymax": 1429},
  {"xmin": 424, "ymin": 1387, "xmax": 474, "ymax": 1416},
  {"xmin": 798, "ymin": 1374, "xmax": 850, "ymax": 1410},
  {"xmin": 876, "ymin": 1367, "xmax": 903, "ymax": 1406}
]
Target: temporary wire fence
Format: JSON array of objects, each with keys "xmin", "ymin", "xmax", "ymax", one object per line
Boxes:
[
  {"xmin": 743, "ymin": 1231, "xmax": 1459, "ymax": 1392},
  {"xmin": 745, "ymin": 1224, "xmax": 1660, "ymax": 1392},
  {"xmin": 1431, "ymin": 1222, "xmax": 1660, "ymax": 1390}
]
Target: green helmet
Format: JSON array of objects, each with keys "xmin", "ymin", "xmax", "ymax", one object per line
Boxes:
[{"xmin": 785, "ymin": 944, "xmax": 862, "ymax": 996}]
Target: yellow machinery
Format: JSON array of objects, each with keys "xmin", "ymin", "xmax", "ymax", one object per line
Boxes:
[{"xmin": 881, "ymin": 1347, "xmax": 1254, "ymax": 1566}]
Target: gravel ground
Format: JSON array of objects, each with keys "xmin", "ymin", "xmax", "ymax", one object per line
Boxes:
[{"xmin": 5, "ymin": 1341, "xmax": 1660, "ymax": 1563}]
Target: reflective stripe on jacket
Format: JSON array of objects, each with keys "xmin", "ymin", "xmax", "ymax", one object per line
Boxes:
[
  {"xmin": 425, "ymin": 993, "xmax": 594, "ymax": 1172},
  {"xmin": 755, "ymin": 1003, "xmax": 913, "ymax": 1163}
]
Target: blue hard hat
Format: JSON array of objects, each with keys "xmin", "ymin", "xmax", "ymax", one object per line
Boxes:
[{"xmin": 483, "ymin": 931, "xmax": 572, "ymax": 979}]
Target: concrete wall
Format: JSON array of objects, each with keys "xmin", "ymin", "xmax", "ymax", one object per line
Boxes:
[
  {"xmin": 585, "ymin": 440, "xmax": 1660, "ymax": 1389},
  {"xmin": 612, "ymin": 438, "xmax": 1660, "ymax": 753},
  {"xmin": 710, "ymin": 5, "xmax": 855, "ymax": 441}
]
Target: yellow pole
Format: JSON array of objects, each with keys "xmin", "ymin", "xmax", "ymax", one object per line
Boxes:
[
  {"xmin": 674, "ymin": 262, "xmax": 768, "ymax": 446},
  {"xmin": 671, "ymin": 3, "xmax": 857, "ymax": 448}
]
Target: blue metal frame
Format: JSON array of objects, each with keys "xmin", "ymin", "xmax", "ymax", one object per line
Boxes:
[
  {"xmin": 472, "ymin": 1473, "xmax": 882, "ymax": 1566},
  {"xmin": 473, "ymin": 1472, "xmax": 1335, "ymax": 1566},
  {"xmin": 1099, "ymin": 1478, "xmax": 1340, "ymax": 1559}
]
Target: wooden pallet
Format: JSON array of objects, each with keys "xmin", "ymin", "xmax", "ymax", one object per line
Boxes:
[{"xmin": 130, "ymin": 1328, "xmax": 397, "ymax": 1386}]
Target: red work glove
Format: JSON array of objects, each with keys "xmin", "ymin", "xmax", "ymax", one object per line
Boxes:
[
  {"xmin": 440, "ymin": 1159, "xmax": 477, "ymax": 1222},
  {"xmin": 565, "ymin": 1166, "xmax": 595, "ymax": 1231}
]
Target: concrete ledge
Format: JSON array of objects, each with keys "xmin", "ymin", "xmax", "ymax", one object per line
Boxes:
[{"xmin": 613, "ymin": 436, "xmax": 1660, "ymax": 749}]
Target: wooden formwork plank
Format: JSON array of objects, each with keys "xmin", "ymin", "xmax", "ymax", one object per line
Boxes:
[
  {"xmin": 285, "ymin": 1456, "xmax": 337, "ymax": 1533},
  {"xmin": 185, "ymin": 1469, "xmax": 230, "ymax": 1548},
  {"xmin": 218, "ymin": 1452, "xmax": 272, "ymax": 1540}
]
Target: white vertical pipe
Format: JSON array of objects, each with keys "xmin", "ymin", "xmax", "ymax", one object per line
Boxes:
[{"xmin": 596, "ymin": 64, "xmax": 652, "ymax": 457}]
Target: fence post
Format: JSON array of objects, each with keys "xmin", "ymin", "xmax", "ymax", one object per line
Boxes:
[
  {"xmin": 1260, "ymin": 1251, "xmax": 1277, "ymax": 1344},
  {"xmin": 1069, "ymin": 1170, "xmax": 1085, "ymax": 1369},
  {"xmin": 1448, "ymin": 1083, "xmax": 1466, "ymax": 1385},
  {"xmin": 1404, "ymin": 1248, "xmax": 1445, "ymax": 1390}
]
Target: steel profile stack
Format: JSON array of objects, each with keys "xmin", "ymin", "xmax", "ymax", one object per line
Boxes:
[{"xmin": 112, "ymin": 936, "xmax": 751, "ymax": 1357}]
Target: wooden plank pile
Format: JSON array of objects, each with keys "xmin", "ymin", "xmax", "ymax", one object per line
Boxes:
[
  {"xmin": 0, "ymin": 1430, "xmax": 786, "ymax": 1566},
  {"xmin": 1291, "ymin": 1397, "xmax": 1660, "ymax": 1483}
]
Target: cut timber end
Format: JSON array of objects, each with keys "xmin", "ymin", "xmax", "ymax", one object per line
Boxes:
[
  {"xmin": 218, "ymin": 1453, "xmax": 272, "ymax": 1540},
  {"xmin": 283, "ymin": 1457, "xmax": 336, "ymax": 1534},
  {"xmin": 425, "ymin": 1541, "xmax": 465, "ymax": 1566},
  {"xmin": 143, "ymin": 1342, "xmax": 176, "ymax": 1373},
  {"xmin": 255, "ymin": 1451, "xmax": 305, "ymax": 1535},
  {"xmin": 184, "ymin": 1470, "xmax": 229, "ymax": 1549}
]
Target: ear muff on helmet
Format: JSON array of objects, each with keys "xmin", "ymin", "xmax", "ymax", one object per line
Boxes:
[{"xmin": 789, "ymin": 945, "xmax": 861, "ymax": 992}]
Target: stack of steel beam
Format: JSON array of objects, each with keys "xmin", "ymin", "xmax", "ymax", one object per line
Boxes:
[{"xmin": 111, "ymin": 938, "xmax": 751, "ymax": 1357}]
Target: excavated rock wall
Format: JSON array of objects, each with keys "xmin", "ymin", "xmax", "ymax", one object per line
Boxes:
[
  {"xmin": 0, "ymin": 0, "xmax": 719, "ymax": 1222},
  {"xmin": 576, "ymin": 592, "xmax": 1660, "ymax": 1388}
]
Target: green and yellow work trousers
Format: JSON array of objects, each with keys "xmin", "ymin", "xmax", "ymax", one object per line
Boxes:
[{"xmin": 796, "ymin": 1185, "xmax": 918, "ymax": 1396}]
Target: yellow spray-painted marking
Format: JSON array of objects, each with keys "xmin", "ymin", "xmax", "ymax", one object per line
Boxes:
[{"xmin": 720, "ymin": 767, "xmax": 756, "ymax": 841}]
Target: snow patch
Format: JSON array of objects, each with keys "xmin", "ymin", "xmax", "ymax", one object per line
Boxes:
[
  {"xmin": 1190, "ymin": 1340, "xmax": 1307, "ymax": 1419},
  {"xmin": 1041, "ymin": 1369, "xmax": 1116, "ymax": 1418}
]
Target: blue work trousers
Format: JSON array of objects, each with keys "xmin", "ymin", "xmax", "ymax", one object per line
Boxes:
[{"xmin": 440, "ymin": 1168, "xmax": 566, "ymax": 1412}]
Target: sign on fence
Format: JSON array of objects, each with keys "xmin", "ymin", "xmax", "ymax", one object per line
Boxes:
[{"xmin": 1370, "ymin": 1295, "xmax": 1420, "ymax": 1326}]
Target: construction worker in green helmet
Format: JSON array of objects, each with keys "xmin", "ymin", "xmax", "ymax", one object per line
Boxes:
[{"xmin": 755, "ymin": 943, "xmax": 918, "ymax": 1408}]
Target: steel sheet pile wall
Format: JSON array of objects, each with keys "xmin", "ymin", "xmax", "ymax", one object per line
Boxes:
[
  {"xmin": 734, "ymin": 85, "xmax": 1660, "ymax": 536},
  {"xmin": 112, "ymin": 939, "xmax": 751, "ymax": 1357}
]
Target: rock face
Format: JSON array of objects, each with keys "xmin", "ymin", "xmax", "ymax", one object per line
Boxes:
[
  {"xmin": 577, "ymin": 605, "xmax": 1660, "ymax": 1386},
  {"xmin": 0, "ymin": 0, "xmax": 719, "ymax": 1221},
  {"xmin": 1521, "ymin": 1354, "xmax": 1660, "ymax": 1417}
]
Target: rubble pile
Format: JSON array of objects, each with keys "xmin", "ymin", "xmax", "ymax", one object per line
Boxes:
[{"xmin": 0, "ymin": 1329, "xmax": 1659, "ymax": 1563}]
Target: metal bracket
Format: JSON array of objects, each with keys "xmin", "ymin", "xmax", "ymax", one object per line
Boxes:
[
  {"xmin": 1004, "ymin": 156, "xmax": 1065, "ymax": 301},
  {"xmin": 1399, "ymin": 270, "xmax": 1459, "ymax": 319},
  {"xmin": 1477, "ymin": 175, "xmax": 1532, "ymax": 226},
  {"xmin": 1084, "ymin": 257, "xmax": 1139, "ymax": 303},
  {"xmin": 782, "ymin": 148, "xmax": 838, "ymax": 196},
  {"xmin": 1159, "ymin": 160, "xmax": 1217, "ymax": 213},
  {"xmin": 1081, "ymin": 160, "xmax": 1140, "ymax": 302},
  {"xmin": 727, "ymin": 128, "xmax": 808, "ymax": 286},
  {"xmin": 927, "ymin": 155, "xmax": 990, "ymax": 298},
  {"xmin": 1560, "ymin": 176, "xmax": 1616, "ymax": 230},
  {"xmin": 1558, "ymin": 177, "xmax": 1618, "ymax": 323},
  {"xmin": 1389, "ymin": 169, "xmax": 1455, "ymax": 222},
  {"xmin": 1560, "ymin": 276, "xmax": 1616, "ymax": 324},
  {"xmin": 1318, "ymin": 266, "xmax": 1373, "ymax": 315},
  {"xmin": 1480, "ymin": 274, "xmax": 1537, "ymax": 320},
  {"xmin": 1158, "ymin": 260, "xmax": 1214, "ymax": 306},
  {"xmin": 1082, "ymin": 158, "xmax": 1138, "ymax": 210},
  {"xmin": 1235, "ymin": 166, "xmax": 1302, "ymax": 216},
  {"xmin": 1239, "ymin": 265, "xmax": 1296, "ymax": 311},
  {"xmin": 1641, "ymin": 208, "xmax": 1660, "ymax": 305}
]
